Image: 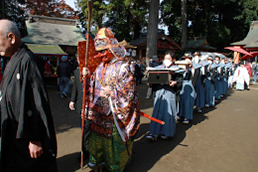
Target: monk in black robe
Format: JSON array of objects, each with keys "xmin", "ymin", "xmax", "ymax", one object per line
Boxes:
[{"xmin": 0, "ymin": 19, "xmax": 57, "ymax": 171}]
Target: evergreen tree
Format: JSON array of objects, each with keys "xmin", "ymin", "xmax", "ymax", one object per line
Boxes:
[
  {"xmin": 77, "ymin": 0, "xmax": 106, "ymax": 34},
  {"xmin": 160, "ymin": 0, "xmax": 181, "ymax": 43},
  {"xmin": 77, "ymin": 0, "xmax": 149, "ymax": 41},
  {"xmin": 0, "ymin": 0, "xmax": 27, "ymax": 38},
  {"xmin": 161, "ymin": 0, "xmax": 258, "ymax": 52}
]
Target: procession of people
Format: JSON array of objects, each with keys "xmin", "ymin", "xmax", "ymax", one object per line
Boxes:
[
  {"xmin": 0, "ymin": 19, "xmax": 256, "ymax": 172},
  {"xmin": 144, "ymin": 50, "xmax": 253, "ymax": 143}
]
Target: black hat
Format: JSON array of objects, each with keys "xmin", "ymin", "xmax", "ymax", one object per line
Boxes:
[{"xmin": 194, "ymin": 51, "xmax": 201, "ymax": 56}]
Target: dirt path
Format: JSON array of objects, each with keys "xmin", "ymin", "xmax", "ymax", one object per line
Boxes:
[{"xmin": 49, "ymin": 80, "xmax": 258, "ymax": 172}]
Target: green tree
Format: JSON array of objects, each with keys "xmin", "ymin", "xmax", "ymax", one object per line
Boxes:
[
  {"xmin": 161, "ymin": 0, "xmax": 258, "ymax": 52},
  {"xmin": 0, "ymin": 0, "xmax": 27, "ymax": 38},
  {"xmin": 104, "ymin": 0, "xmax": 149, "ymax": 41},
  {"xmin": 77, "ymin": 0, "xmax": 149, "ymax": 41},
  {"xmin": 160, "ymin": 0, "xmax": 181, "ymax": 43},
  {"xmin": 77, "ymin": 0, "xmax": 106, "ymax": 33}
]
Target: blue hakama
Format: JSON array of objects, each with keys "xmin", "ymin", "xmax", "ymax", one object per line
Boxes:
[
  {"xmin": 149, "ymin": 88, "xmax": 177, "ymax": 137},
  {"xmin": 205, "ymin": 78, "xmax": 215, "ymax": 107},
  {"xmin": 178, "ymin": 80, "xmax": 196, "ymax": 120},
  {"xmin": 195, "ymin": 75, "xmax": 205, "ymax": 108},
  {"xmin": 215, "ymin": 77, "xmax": 221, "ymax": 99},
  {"xmin": 220, "ymin": 76, "xmax": 225, "ymax": 95}
]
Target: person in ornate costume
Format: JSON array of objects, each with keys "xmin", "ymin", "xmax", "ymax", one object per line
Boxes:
[
  {"xmin": 146, "ymin": 51, "xmax": 184, "ymax": 140},
  {"xmin": 86, "ymin": 28, "xmax": 140, "ymax": 172}
]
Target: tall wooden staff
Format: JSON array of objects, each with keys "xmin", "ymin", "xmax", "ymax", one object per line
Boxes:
[{"xmin": 80, "ymin": 0, "xmax": 93, "ymax": 168}]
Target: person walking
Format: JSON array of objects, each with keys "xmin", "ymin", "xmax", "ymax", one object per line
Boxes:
[
  {"xmin": 146, "ymin": 51, "xmax": 184, "ymax": 140},
  {"xmin": 233, "ymin": 61, "xmax": 250, "ymax": 91},
  {"xmin": 69, "ymin": 53, "xmax": 91, "ymax": 160},
  {"xmin": 57, "ymin": 56, "xmax": 71, "ymax": 98},
  {"xmin": 86, "ymin": 28, "xmax": 140, "ymax": 172},
  {"xmin": 193, "ymin": 52, "xmax": 207, "ymax": 113},
  {"xmin": 205, "ymin": 57, "xmax": 218, "ymax": 107},
  {"xmin": 134, "ymin": 60, "xmax": 141, "ymax": 85},
  {"xmin": 253, "ymin": 61, "xmax": 257, "ymax": 83},
  {"xmin": 177, "ymin": 59, "xmax": 196, "ymax": 124},
  {"xmin": 0, "ymin": 19, "xmax": 57, "ymax": 172}
]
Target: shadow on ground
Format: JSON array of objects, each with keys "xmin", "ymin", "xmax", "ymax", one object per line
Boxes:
[
  {"xmin": 124, "ymin": 82, "xmax": 235, "ymax": 172},
  {"xmin": 47, "ymin": 87, "xmax": 81, "ymax": 134},
  {"xmin": 52, "ymin": 80, "xmax": 236, "ymax": 172},
  {"xmin": 57, "ymin": 152, "xmax": 91, "ymax": 172}
]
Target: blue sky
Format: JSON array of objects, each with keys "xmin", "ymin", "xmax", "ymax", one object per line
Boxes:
[{"xmin": 64, "ymin": 0, "xmax": 76, "ymax": 10}]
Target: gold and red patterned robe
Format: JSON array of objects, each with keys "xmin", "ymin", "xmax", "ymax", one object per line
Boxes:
[{"xmin": 87, "ymin": 59, "xmax": 140, "ymax": 141}]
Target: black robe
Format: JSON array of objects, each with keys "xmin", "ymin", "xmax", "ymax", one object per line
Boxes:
[
  {"xmin": 192, "ymin": 68, "xmax": 200, "ymax": 87},
  {"xmin": 0, "ymin": 44, "xmax": 57, "ymax": 172},
  {"xmin": 70, "ymin": 68, "xmax": 83, "ymax": 114}
]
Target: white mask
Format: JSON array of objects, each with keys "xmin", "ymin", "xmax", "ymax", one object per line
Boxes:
[
  {"xmin": 163, "ymin": 59, "xmax": 172, "ymax": 67},
  {"xmin": 215, "ymin": 61, "xmax": 219, "ymax": 64},
  {"xmin": 194, "ymin": 56, "xmax": 199, "ymax": 63},
  {"xmin": 208, "ymin": 60, "xmax": 212, "ymax": 64}
]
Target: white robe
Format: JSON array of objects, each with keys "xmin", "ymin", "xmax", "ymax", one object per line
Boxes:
[{"xmin": 233, "ymin": 66, "xmax": 250, "ymax": 89}]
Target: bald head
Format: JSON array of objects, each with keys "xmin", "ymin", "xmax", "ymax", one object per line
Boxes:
[
  {"xmin": 0, "ymin": 19, "xmax": 22, "ymax": 57},
  {"xmin": 0, "ymin": 19, "xmax": 21, "ymax": 39}
]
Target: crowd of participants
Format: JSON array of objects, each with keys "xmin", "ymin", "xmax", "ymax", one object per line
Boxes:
[
  {"xmin": 145, "ymin": 51, "xmax": 255, "ymax": 141},
  {"xmin": 2, "ymin": 19, "xmax": 257, "ymax": 172}
]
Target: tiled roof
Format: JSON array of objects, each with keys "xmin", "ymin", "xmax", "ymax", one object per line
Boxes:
[
  {"xmin": 22, "ymin": 17, "xmax": 85, "ymax": 46},
  {"xmin": 130, "ymin": 34, "xmax": 182, "ymax": 50},
  {"xmin": 187, "ymin": 39, "xmax": 216, "ymax": 50},
  {"xmin": 231, "ymin": 21, "xmax": 258, "ymax": 48}
]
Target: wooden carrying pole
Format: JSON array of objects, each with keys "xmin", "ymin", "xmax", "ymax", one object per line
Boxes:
[
  {"xmin": 80, "ymin": 0, "xmax": 93, "ymax": 169},
  {"xmin": 139, "ymin": 111, "xmax": 165, "ymax": 125}
]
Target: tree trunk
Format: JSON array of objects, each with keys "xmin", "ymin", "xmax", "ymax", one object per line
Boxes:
[
  {"xmin": 181, "ymin": 0, "xmax": 187, "ymax": 50},
  {"xmin": 1, "ymin": 0, "xmax": 5, "ymax": 19},
  {"xmin": 146, "ymin": 0, "xmax": 159, "ymax": 66}
]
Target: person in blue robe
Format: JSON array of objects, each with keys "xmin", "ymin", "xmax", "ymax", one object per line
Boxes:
[
  {"xmin": 214, "ymin": 56, "xmax": 223, "ymax": 100},
  {"xmin": 219, "ymin": 59, "xmax": 226, "ymax": 97},
  {"xmin": 224, "ymin": 59, "xmax": 232, "ymax": 93},
  {"xmin": 193, "ymin": 52, "xmax": 207, "ymax": 113},
  {"xmin": 205, "ymin": 57, "xmax": 218, "ymax": 107},
  {"xmin": 196, "ymin": 60, "xmax": 209, "ymax": 112},
  {"xmin": 177, "ymin": 60, "xmax": 196, "ymax": 124},
  {"xmin": 146, "ymin": 51, "xmax": 183, "ymax": 140}
]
